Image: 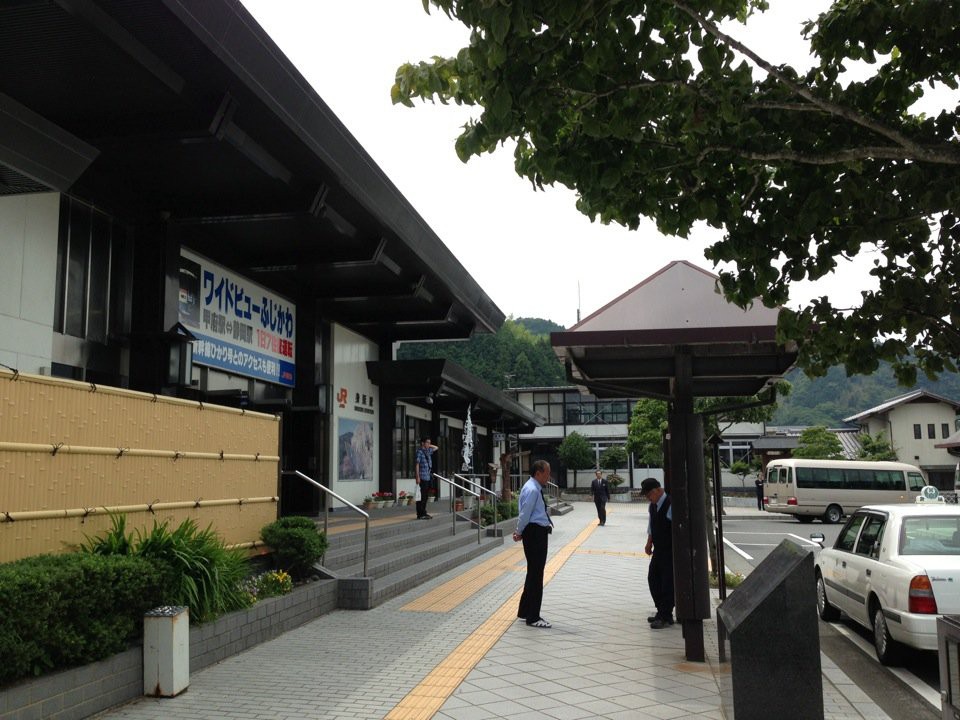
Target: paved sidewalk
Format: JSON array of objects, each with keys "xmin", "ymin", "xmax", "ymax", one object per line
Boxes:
[{"xmin": 96, "ymin": 504, "xmax": 887, "ymax": 720}]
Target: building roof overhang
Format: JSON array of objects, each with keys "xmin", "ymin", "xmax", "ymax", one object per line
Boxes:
[
  {"xmin": 0, "ymin": 0, "xmax": 502, "ymax": 343},
  {"xmin": 551, "ymin": 261, "xmax": 798, "ymax": 401},
  {"xmin": 552, "ymin": 326, "xmax": 797, "ymax": 400},
  {"xmin": 367, "ymin": 359, "xmax": 543, "ymax": 434}
]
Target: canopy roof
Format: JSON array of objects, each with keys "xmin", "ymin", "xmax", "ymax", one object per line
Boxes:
[
  {"xmin": 367, "ymin": 359, "xmax": 543, "ymax": 433},
  {"xmin": 0, "ymin": 0, "xmax": 502, "ymax": 343},
  {"xmin": 552, "ymin": 261, "xmax": 797, "ymax": 399}
]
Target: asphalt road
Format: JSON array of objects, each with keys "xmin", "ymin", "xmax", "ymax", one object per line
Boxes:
[{"xmin": 719, "ymin": 511, "xmax": 941, "ymax": 720}]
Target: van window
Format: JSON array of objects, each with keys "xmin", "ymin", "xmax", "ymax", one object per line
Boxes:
[
  {"xmin": 844, "ymin": 469, "xmax": 874, "ymax": 490},
  {"xmin": 797, "ymin": 467, "xmax": 834, "ymax": 489},
  {"xmin": 836, "ymin": 515, "xmax": 866, "ymax": 552},
  {"xmin": 874, "ymin": 471, "xmax": 902, "ymax": 491},
  {"xmin": 907, "ymin": 473, "xmax": 926, "ymax": 491},
  {"xmin": 766, "ymin": 466, "xmax": 779, "ymax": 484}
]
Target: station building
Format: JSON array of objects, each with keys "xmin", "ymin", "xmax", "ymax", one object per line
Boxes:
[{"xmin": 0, "ymin": 0, "xmax": 538, "ymax": 513}]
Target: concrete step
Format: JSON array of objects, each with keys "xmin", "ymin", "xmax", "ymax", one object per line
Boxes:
[
  {"xmin": 370, "ymin": 534, "xmax": 503, "ymax": 606},
  {"xmin": 322, "ymin": 517, "xmax": 461, "ymax": 573},
  {"xmin": 332, "ymin": 524, "xmax": 491, "ymax": 579},
  {"xmin": 313, "ymin": 509, "xmax": 506, "ymax": 609}
]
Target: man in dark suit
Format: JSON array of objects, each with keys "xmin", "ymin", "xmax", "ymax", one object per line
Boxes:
[
  {"xmin": 641, "ymin": 477, "xmax": 674, "ymax": 629},
  {"xmin": 591, "ymin": 469, "xmax": 610, "ymax": 526}
]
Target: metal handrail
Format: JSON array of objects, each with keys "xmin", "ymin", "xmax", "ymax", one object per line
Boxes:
[
  {"xmin": 434, "ymin": 473, "xmax": 482, "ymax": 544},
  {"xmin": 546, "ymin": 481, "xmax": 562, "ymax": 510},
  {"xmin": 282, "ymin": 470, "xmax": 370, "ymax": 576},
  {"xmin": 454, "ymin": 473, "xmax": 500, "ymax": 535}
]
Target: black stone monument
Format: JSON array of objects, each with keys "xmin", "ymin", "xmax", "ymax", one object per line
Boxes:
[{"xmin": 717, "ymin": 540, "xmax": 824, "ymax": 720}]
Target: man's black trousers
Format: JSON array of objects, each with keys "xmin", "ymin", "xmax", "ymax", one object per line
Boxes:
[
  {"xmin": 594, "ymin": 498, "xmax": 607, "ymax": 524},
  {"xmin": 517, "ymin": 524, "xmax": 549, "ymax": 623},
  {"xmin": 416, "ymin": 479, "xmax": 432, "ymax": 518},
  {"xmin": 648, "ymin": 550, "xmax": 674, "ymax": 620}
]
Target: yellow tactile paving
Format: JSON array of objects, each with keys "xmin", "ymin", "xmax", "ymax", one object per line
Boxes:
[
  {"xmin": 576, "ymin": 548, "xmax": 647, "ymax": 558},
  {"xmin": 385, "ymin": 518, "xmax": 599, "ymax": 720},
  {"xmin": 401, "ymin": 545, "xmax": 525, "ymax": 612}
]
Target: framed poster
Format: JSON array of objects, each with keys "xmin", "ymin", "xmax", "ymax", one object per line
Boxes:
[{"xmin": 338, "ymin": 417, "xmax": 374, "ymax": 481}]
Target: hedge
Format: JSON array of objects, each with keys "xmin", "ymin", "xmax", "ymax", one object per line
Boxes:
[{"xmin": 0, "ymin": 553, "xmax": 166, "ymax": 685}]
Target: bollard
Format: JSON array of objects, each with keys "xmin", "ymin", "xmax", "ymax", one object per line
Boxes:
[{"xmin": 143, "ymin": 606, "xmax": 189, "ymax": 697}]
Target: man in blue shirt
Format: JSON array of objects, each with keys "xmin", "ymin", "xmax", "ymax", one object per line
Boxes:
[
  {"xmin": 415, "ymin": 437, "xmax": 438, "ymax": 520},
  {"xmin": 513, "ymin": 459, "xmax": 554, "ymax": 628},
  {"xmin": 641, "ymin": 477, "xmax": 674, "ymax": 629}
]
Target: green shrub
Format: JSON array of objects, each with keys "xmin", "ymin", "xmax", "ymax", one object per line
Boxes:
[
  {"xmin": 260, "ymin": 516, "xmax": 328, "ymax": 577},
  {"xmin": 478, "ymin": 499, "xmax": 519, "ymax": 527},
  {"xmin": 134, "ymin": 519, "xmax": 253, "ymax": 622},
  {"xmin": 0, "ymin": 553, "xmax": 165, "ymax": 684},
  {"xmin": 80, "ymin": 514, "xmax": 253, "ymax": 623}
]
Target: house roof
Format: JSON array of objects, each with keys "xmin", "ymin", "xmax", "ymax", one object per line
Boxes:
[
  {"xmin": 0, "ymin": 0, "xmax": 502, "ymax": 343},
  {"xmin": 551, "ymin": 260, "xmax": 796, "ymax": 399},
  {"xmin": 935, "ymin": 429, "xmax": 960, "ymax": 450},
  {"xmin": 750, "ymin": 437, "xmax": 798, "ymax": 451},
  {"xmin": 843, "ymin": 390, "xmax": 960, "ymax": 423},
  {"xmin": 751, "ymin": 428, "xmax": 861, "ymax": 459}
]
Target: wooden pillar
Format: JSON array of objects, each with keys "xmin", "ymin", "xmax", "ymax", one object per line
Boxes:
[{"xmin": 668, "ymin": 350, "xmax": 711, "ymax": 662}]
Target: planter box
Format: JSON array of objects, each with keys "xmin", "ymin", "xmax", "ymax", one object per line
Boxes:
[{"xmin": 1, "ymin": 578, "xmax": 338, "ymax": 720}]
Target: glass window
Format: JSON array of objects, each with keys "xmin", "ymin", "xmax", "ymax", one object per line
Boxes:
[
  {"xmin": 914, "ymin": 424, "xmax": 922, "ymax": 440},
  {"xmin": 874, "ymin": 471, "xmax": 898, "ymax": 491},
  {"xmin": 855, "ymin": 515, "xmax": 886, "ymax": 557},
  {"xmin": 944, "ymin": 424, "xmax": 951, "ymax": 439},
  {"xmin": 929, "ymin": 424, "xmax": 936, "ymax": 439},
  {"xmin": 54, "ymin": 197, "xmax": 126, "ymax": 345},
  {"xmin": 86, "ymin": 214, "xmax": 111, "ymax": 344},
  {"xmin": 64, "ymin": 204, "xmax": 90, "ymax": 337},
  {"xmin": 835, "ymin": 514, "xmax": 866, "ymax": 552},
  {"xmin": 908, "ymin": 473, "xmax": 926, "ymax": 491},
  {"xmin": 900, "ymin": 516, "xmax": 960, "ymax": 555}
]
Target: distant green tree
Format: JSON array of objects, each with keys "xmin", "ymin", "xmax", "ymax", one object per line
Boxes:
[
  {"xmin": 792, "ymin": 426, "xmax": 844, "ymax": 460},
  {"xmin": 515, "ymin": 317, "xmax": 565, "ymax": 335},
  {"xmin": 626, "ymin": 383, "xmax": 789, "ymax": 467},
  {"xmin": 511, "ymin": 351, "xmax": 536, "ymax": 387},
  {"xmin": 600, "ymin": 445, "xmax": 627, "ymax": 474},
  {"xmin": 558, "ymin": 431, "xmax": 595, "ymax": 471},
  {"xmin": 397, "ymin": 318, "xmax": 564, "ymax": 388},
  {"xmin": 729, "ymin": 457, "xmax": 762, "ymax": 490},
  {"xmin": 626, "ymin": 399, "xmax": 667, "ymax": 467},
  {"xmin": 857, "ymin": 432, "xmax": 898, "ymax": 461}
]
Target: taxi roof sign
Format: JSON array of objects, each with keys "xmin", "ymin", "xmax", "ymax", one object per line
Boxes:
[{"xmin": 917, "ymin": 485, "xmax": 943, "ymax": 503}]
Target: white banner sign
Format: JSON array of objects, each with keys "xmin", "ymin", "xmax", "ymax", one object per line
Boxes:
[{"xmin": 178, "ymin": 248, "xmax": 296, "ymax": 387}]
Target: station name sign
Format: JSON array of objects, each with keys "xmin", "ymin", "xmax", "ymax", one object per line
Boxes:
[{"xmin": 178, "ymin": 248, "xmax": 296, "ymax": 388}]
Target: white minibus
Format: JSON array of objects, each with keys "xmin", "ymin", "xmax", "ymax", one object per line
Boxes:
[{"xmin": 763, "ymin": 458, "xmax": 927, "ymax": 524}]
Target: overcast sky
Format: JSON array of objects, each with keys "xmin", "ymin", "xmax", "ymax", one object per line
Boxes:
[{"xmin": 240, "ymin": 1, "xmax": 878, "ymax": 329}]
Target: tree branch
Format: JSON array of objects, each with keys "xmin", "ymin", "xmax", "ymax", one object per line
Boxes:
[
  {"xmin": 668, "ymin": 0, "xmax": 960, "ymax": 165},
  {"xmin": 702, "ymin": 145, "xmax": 960, "ymax": 166}
]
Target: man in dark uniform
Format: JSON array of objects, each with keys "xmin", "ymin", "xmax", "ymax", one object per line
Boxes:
[
  {"xmin": 591, "ymin": 469, "xmax": 610, "ymax": 526},
  {"xmin": 755, "ymin": 474, "xmax": 764, "ymax": 511},
  {"xmin": 641, "ymin": 478, "xmax": 674, "ymax": 629}
]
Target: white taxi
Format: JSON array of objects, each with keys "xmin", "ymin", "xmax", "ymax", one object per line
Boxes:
[{"xmin": 813, "ymin": 487, "xmax": 960, "ymax": 664}]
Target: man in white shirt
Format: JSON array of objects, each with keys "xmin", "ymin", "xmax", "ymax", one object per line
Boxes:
[{"xmin": 513, "ymin": 459, "xmax": 554, "ymax": 628}]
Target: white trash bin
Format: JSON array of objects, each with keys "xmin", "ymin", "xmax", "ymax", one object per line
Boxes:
[{"xmin": 143, "ymin": 605, "xmax": 189, "ymax": 697}]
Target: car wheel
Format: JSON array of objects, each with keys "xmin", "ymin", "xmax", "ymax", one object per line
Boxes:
[
  {"xmin": 823, "ymin": 505, "xmax": 843, "ymax": 524},
  {"xmin": 797, "ymin": 516, "xmax": 815, "ymax": 524},
  {"xmin": 816, "ymin": 573, "xmax": 840, "ymax": 621},
  {"xmin": 872, "ymin": 605, "xmax": 902, "ymax": 666}
]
